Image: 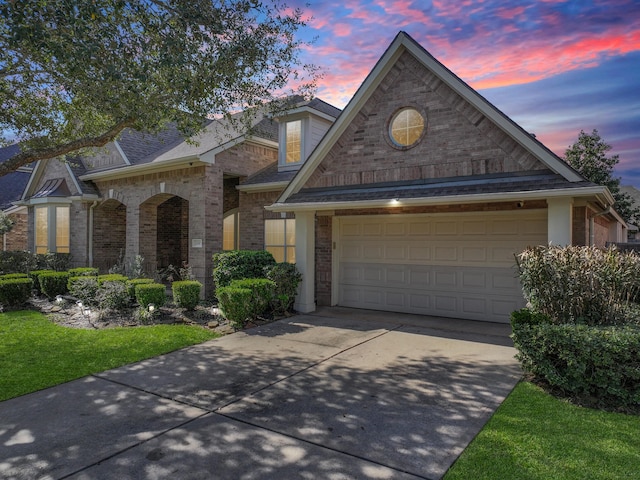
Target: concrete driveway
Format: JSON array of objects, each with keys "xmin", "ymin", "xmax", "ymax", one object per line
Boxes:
[{"xmin": 0, "ymin": 307, "xmax": 521, "ymax": 480}]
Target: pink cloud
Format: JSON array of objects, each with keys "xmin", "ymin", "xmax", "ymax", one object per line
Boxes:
[{"xmin": 333, "ymin": 23, "xmax": 352, "ymax": 37}]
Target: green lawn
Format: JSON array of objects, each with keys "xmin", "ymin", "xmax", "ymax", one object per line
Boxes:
[
  {"xmin": 0, "ymin": 310, "xmax": 219, "ymax": 402},
  {"xmin": 444, "ymin": 381, "xmax": 640, "ymax": 480}
]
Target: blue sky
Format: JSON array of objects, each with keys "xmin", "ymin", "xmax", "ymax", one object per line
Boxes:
[{"xmin": 287, "ymin": 0, "xmax": 640, "ymax": 186}]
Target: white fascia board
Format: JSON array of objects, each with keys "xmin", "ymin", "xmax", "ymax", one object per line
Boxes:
[
  {"xmin": 113, "ymin": 140, "xmax": 131, "ymax": 165},
  {"xmin": 21, "ymin": 197, "xmax": 73, "ymax": 206},
  {"xmin": 276, "ymin": 106, "xmax": 336, "ymax": 123},
  {"xmin": 3, "ymin": 204, "xmax": 27, "ymax": 214},
  {"xmin": 79, "ymin": 155, "xmax": 201, "ymax": 181},
  {"xmin": 266, "ymin": 185, "xmax": 610, "ymax": 212},
  {"xmin": 236, "ymin": 181, "xmax": 289, "ymax": 193},
  {"xmin": 65, "ymin": 163, "xmax": 83, "ymax": 194},
  {"xmin": 22, "ymin": 159, "xmax": 46, "ymax": 200}
]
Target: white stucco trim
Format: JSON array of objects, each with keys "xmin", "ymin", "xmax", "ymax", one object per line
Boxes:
[
  {"xmin": 293, "ymin": 211, "xmax": 316, "ymax": 313},
  {"xmin": 79, "ymin": 156, "xmax": 202, "ymax": 181},
  {"xmin": 547, "ymin": 197, "xmax": 573, "ymax": 245},
  {"xmin": 236, "ymin": 181, "xmax": 289, "ymax": 193}
]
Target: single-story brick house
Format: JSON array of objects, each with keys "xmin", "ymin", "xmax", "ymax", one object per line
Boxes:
[{"xmin": 14, "ymin": 31, "xmax": 626, "ymax": 322}]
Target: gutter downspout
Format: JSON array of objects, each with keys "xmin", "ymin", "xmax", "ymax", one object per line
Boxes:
[
  {"xmin": 589, "ymin": 206, "xmax": 611, "ymax": 246},
  {"xmin": 89, "ymin": 201, "xmax": 98, "ymax": 266}
]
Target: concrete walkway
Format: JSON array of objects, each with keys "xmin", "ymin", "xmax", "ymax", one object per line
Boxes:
[{"xmin": 0, "ymin": 308, "xmax": 521, "ymax": 480}]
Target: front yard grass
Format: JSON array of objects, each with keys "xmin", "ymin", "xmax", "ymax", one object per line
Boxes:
[
  {"xmin": 444, "ymin": 381, "xmax": 640, "ymax": 480},
  {"xmin": 0, "ymin": 310, "xmax": 219, "ymax": 402}
]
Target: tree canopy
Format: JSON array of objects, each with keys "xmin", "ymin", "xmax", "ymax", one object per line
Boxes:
[
  {"xmin": 0, "ymin": 0, "xmax": 318, "ymax": 176},
  {"xmin": 565, "ymin": 129, "xmax": 640, "ymax": 225}
]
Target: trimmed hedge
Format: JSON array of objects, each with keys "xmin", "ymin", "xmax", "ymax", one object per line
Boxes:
[
  {"xmin": 265, "ymin": 263, "xmax": 302, "ymax": 314},
  {"xmin": 29, "ymin": 269, "xmax": 55, "ymax": 294},
  {"xmin": 68, "ymin": 267, "xmax": 99, "ymax": 277},
  {"xmin": 172, "ymin": 280, "xmax": 202, "ymax": 310},
  {"xmin": 97, "ymin": 274, "xmax": 129, "ymax": 285},
  {"xmin": 0, "ymin": 273, "xmax": 29, "ymax": 280},
  {"xmin": 0, "ymin": 277, "xmax": 33, "ymax": 306},
  {"xmin": 127, "ymin": 278, "xmax": 154, "ymax": 302},
  {"xmin": 68, "ymin": 276, "xmax": 100, "ymax": 306},
  {"xmin": 38, "ymin": 271, "xmax": 69, "ymax": 299},
  {"xmin": 216, "ymin": 286, "xmax": 253, "ymax": 329},
  {"xmin": 511, "ymin": 309, "xmax": 640, "ymax": 409},
  {"xmin": 212, "ymin": 250, "xmax": 276, "ymax": 288},
  {"xmin": 135, "ymin": 283, "xmax": 166, "ymax": 309},
  {"xmin": 230, "ymin": 278, "xmax": 275, "ymax": 318}
]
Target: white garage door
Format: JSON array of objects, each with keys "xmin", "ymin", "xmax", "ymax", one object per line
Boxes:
[{"xmin": 336, "ymin": 210, "xmax": 547, "ymax": 323}]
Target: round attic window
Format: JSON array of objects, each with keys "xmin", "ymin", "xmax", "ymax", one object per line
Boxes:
[{"xmin": 389, "ymin": 107, "xmax": 425, "ymax": 149}]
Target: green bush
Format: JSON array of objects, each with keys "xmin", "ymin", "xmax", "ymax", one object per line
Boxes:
[
  {"xmin": 68, "ymin": 267, "xmax": 99, "ymax": 277},
  {"xmin": 230, "ymin": 278, "xmax": 275, "ymax": 318},
  {"xmin": 97, "ymin": 274, "xmax": 129, "ymax": 285},
  {"xmin": 35, "ymin": 252, "xmax": 70, "ymax": 271},
  {"xmin": 135, "ymin": 283, "xmax": 166, "ymax": 309},
  {"xmin": 0, "ymin": 273, "xmax": 29, "ymax": 280},
  {"xmin": 97, "ymin": 281, "xmax": 131, "ymax": 311},
  {"xmin": 38, "ymin": 271, "xmax": 69, "ymax": 299},
  {"xmin": 516, "ymin": 245, "xmax": 640, "ymax": 325},
  {"xmin": 212, "ymin": 250, "xmax": 276, "ymax": 288},
  {"xmin": 0, "ymin": 277, "xmax": 33, "ymax": 306},
  {"xmin": 511, "ymin": 309, "xmax": 640, "ymax": 409},
  {"xmin": 172, "ymin": 280, "xmax": 202, "ymax": 310},
  {"xmin": 216, "ymin": 285, "xmax": 254, "ymax": 329},
  {"xmin": 127, "ymin": 278, "xmax": 154, "ymax": 302},
  {"xmin": 68, "ymin": 276, "xmax": 99, "ymax": 306},
  {"xmin": 265, "ymin": 263, "xmax": 302, "ymax": 314},
  {"xmin": 0, "ymin": 251, "xmax": 38, "ymax": 274},
  {"xmin": 29, "ymin": 269, "xmax": 55, "ymax": 294}
]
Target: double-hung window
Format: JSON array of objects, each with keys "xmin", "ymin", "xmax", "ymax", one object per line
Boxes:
[
  {"xmin": 264, "ymin": 218, "xmax": 295, "ymax": 263},
  {"xmin": 35, "ymin": 205, "xmax": 70, "ymax": 254}
]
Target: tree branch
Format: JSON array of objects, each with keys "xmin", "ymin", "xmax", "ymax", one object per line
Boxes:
[{"xmin": 0, "ymin": 118, "xmax": 135, "ymax": 178}]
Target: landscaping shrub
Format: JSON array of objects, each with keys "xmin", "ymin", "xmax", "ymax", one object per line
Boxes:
[
  {"xmin": 38, "ymin": 271, "xmax": 69, "ymax": 299},
  {"xmin": 516, "ymin": 245, "xmax": 640, "ymax": 325},
  {"xmin": 212, "ymin": 250, "xmax": 276, "ymax": 288},
  {"xmin": 135, "ymin": 283, "xmax": 166, "ymax": 309},
  {"xmin": 35, "ymin": 252, "xmax": 70, "ymax": 271},
  {"xmin": 97, "ymin": 281, "xmax": 131, "ymax": 311},
  {"xmin": 0, "ymin": 251, "xmax": 38, "ymax": 274},
  {"xmin": 29, "ymin": 269, "xmax": 55, "ymax": 294},
  {"xmin": 265, "ymin": 262, "xmax": 302, "ymax": 314},
  {"xmin": 126, "ymin": 278, "xmax": 154, "ymax": 302},
  {"xmin": 229, "ymin": 278, "xmax": 276, "ymax": 318},
  {"xmin": 172, "ymin": 280, "xmax": 202, "ymax": 310},
  {"xmin": 68, "ymin": 276, "xmax": 100, "ymax": 306},
  {"xmin": 511, "ymin": 309, "xmax": 640, "ymax": 409},
  {"xmin": 97, "ymin": 274, "xmax": 129, "ymax": 286},
  {"xmin": 216, "ymin": 285, "xmax": 253, "ymax": 329},
  {"xmin": 68, "ymin": 267, "xmax": 99, "ymax": 277},
  {"xmin": 0, "ymin": 277, "xmax": 33, "ymax": 306},
  {"xmin": 0, "ymin": 273, "xmax": 29, "ymax": 280}
]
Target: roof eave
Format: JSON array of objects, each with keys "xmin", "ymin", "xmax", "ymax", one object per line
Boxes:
[
  {"xmin": 266, "ymin": 185, "xmax": 611, "ymax": 212},
  {"xmin": 236, "ymin": 181, "xmax": 289, "ymax": 193},
  {"xmin": 79, "ymin": 155, "xmax": 202, "ymax": 181}
]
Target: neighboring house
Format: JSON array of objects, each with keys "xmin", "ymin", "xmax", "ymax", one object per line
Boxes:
[
  {"xmin": 14, "ymin": 31, "xmax": 627, "ymax": 323},
  {"xmin": 620, "ymin": 185, "xmax": 640, "ymax": 241},
  {"xmin": 0, "ymin": 144, "xmax": 30, "ymax": 252},
  {"xmin": 267, "ymin": 32, "xmax": 627, "ymax": 323}
]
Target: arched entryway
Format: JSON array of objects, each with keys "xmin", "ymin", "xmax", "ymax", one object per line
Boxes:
[
  {"xmin": 93, "ymin": 199, "xmax": 126, "ymax": 272},
  {"xmin": 139, "ymin": 194, "xmax": 189, "ymax": 276}
]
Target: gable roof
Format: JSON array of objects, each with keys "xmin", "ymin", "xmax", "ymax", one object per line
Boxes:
[{"xmin": 273, "ymin": 31, "xmax": 585, "ymax": 208}]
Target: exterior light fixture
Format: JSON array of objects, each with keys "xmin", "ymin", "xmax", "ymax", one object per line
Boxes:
[
  {"xmin": 55, "ymin": 295, "xmax": 64, "ymax": 304},
  {"xmin": 76, "ymin": 300, "xmax": 83, "ymax": 309},
  {"xmin": 148, "ymin": 304, "xmax": 155, "ymax": 313},
  {"xmin": 212, "ymin": 306, "xmax": 220, "ymax": 316},
  {"xmin": 82, "ymin": 307, "xmax": 91, "ymax": 318}
]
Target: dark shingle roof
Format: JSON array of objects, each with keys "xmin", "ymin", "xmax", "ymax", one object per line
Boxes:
[
  {"xmin": 307, "ymin": 98, "xmax": 342, "ymax": 118},
  {"xmin": 241, "ymin": 162, "xmax": 297, "ymax": 186},
  {"xmin": 285, "ymin": 170, "xmax": 595, "ymax": 204},
  {"xmin": 117, "ymin": 124, "xmax": 189, "ymax": 165},
  {"xmin": 0, "ymin": 144, "xmax": 31, "ymax": 210}
]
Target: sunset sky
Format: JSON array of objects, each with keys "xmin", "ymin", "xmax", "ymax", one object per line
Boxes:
[{"xmin": 288, "ymin": 0, "xmax": 640, "ymax": 187}]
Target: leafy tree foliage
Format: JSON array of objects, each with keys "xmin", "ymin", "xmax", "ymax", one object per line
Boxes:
[
  {"xmin": 0, "ymin": 211, "xmax": 14, "ymax": 235},
  {"xmin": 0, "ymin": 0, "xmax": 318, "ymax": 176},
  {"xmin": 565, "ymin": 129, "xmax": 640, "ymax": 225}
]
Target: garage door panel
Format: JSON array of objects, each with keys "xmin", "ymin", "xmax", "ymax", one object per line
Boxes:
[{"xmin": 337, "ymin": 211, "xmax": 546, "ymax": 323}]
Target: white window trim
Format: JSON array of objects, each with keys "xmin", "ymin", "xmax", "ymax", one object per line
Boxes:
[
  {"xmin": 278, "ymin": 117, "xmax": 308, "ymax": 171},
  {"xmin": 34, "ymin": 204, "xmax": 70, "ymax": 254}
]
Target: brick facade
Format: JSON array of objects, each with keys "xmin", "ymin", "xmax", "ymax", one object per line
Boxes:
[
  {"xmin": 2, "ymin": 212, "xmax": 27, "ymax": 251},
  {"xmin": 303, "ymin": 51, "xmax": 545, "ymax": 191},
  {"xmin": 315, "ymin": 215, "xmax": 332, "ymax": 306}
]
